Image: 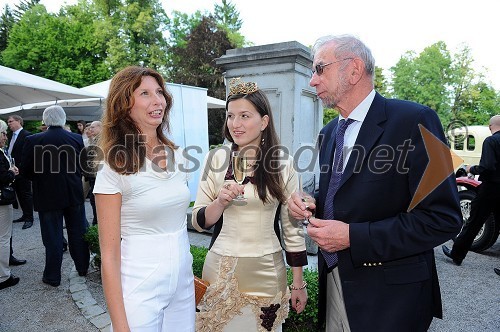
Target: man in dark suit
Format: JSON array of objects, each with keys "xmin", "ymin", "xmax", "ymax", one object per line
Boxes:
[
  {"xmin": 7, "ymin": 115, "xmax": 34, "ymax": 230},
  {"xmin": 21, "ymin": 105, "xmax": 89, "ymax": 287},
  {"xmin": 288, "ymin": 35, "xmax": 462, "ymax": 331},
  {"xmin": 442, "ymin": 115, "xmax": 500, "ymax": 265}
]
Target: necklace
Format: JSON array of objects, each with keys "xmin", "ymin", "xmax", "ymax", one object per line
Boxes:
[
  {"xmin": 145, "ymin": 138, "xmax": 165, "ymax": 157},
  {"xmin": 146, "ymin": 137, "xmax": 162, "ymax": 148}
]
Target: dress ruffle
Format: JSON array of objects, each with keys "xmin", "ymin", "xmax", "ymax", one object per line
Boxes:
[{"xmin": 196, "ymin": 256, "xmax": 290, "ymax": 332}]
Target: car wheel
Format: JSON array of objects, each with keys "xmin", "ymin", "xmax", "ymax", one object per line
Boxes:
[{"xmin": 456, "ymin": 190, "xmax": 499, "ymax": 252}]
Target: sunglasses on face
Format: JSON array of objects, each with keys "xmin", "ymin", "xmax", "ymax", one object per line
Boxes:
[{"xmin": 311, "ymin": 58, "xmax": 354, "ymax": 76}]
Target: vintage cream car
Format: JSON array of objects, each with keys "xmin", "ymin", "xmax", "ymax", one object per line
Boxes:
[{"xmin": 448, "ymin": 125, "xmax": 490, "ymax": 166}]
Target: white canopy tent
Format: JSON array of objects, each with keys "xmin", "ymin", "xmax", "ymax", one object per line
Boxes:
[
  {"xmin": 0, "ymin": 65, "xmax": 102, "ymax": 110},
  {"xmin": 0, "ymin": 79, "xmax": 225, "ymax": 121}
]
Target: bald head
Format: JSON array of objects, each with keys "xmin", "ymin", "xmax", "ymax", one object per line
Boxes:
[
  {"xmin": 89, "ymin": 121, "xmax": 102, "ymax": 136},
  {"xmin": 489, "ymin": 115, "xmax": 500, "ymax": 134}
]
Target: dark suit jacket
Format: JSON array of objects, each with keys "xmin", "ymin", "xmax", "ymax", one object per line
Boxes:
[
  {"xmin": 316, "ymin": 93, "xmax": 462, "ymax": 331},
  {"xmin": 0, "ymin": 150, "xmax": 16, "ymax": 188},
  {"xmin": 20, "ymin": 126, "xmax": 85, "ymax": 212},
  {"xmin": 469, "ymin": 131, "xmax": 500, "ymax": 183},
  {"xmin": 9, "ymin": 128, "xmax": 31, "ymax": 171}
]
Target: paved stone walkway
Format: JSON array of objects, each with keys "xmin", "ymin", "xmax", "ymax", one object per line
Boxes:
[{"xmin": 2, "ymin": 201, "xmax": 499, "ymax": 331}]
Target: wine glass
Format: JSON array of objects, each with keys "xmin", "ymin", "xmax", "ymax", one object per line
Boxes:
[
  {"xmin": 232, "ymin": 151, "xmax": 247, "ymax": 201},
  {"xmin": 298, "ymin": 174, "xmax": 314, "ymax": 226}
]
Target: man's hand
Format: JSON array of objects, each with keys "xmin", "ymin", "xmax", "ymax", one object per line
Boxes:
[
  {"xmin": 306, "ymin": 218, "xmax": 350, "ymax": 252},
  {"xmin": 287, "ymin": 191, "xmax": 316, "ymax": 221}
]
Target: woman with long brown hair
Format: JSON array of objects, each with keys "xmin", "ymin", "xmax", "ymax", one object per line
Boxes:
[
  {"xmin": 192, "ymin": 78, "xmax": 308, "ymax": 331},
  {"xmin": 94, "ymin": 66, "xmax": 195, "ymax": 331}
]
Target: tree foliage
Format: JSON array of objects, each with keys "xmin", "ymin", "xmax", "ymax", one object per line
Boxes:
[
  {"xmin": 390, "ymin": 41, "xmax": 499, "ymax": 126},
  {"xmin": 167, "ymin": 15, "xmax": 234, "ymax": 145},
  {"xmin": 213, "ymin": 0, "xmax": 246, "ymax": 47},
  {"xmin": 105, "ymin": 0, "xmax": 169, "ymax": 74},
  {"xmin": 374, "ymin": 66, "xmax": 389, "ymax": 97},
  {"xmin": 0, "ymin": 0, "xmax": 40, "ymax": 58},
  {"xmin": 392, "ymin": 42, "xmax": 452, "ymax": 120},
  {"xmin": 1, "ymin": 3, "xmax": 111, "ymax": 87},
  {"xmin": 168, "ymin": 16, "xmax": 232, "ymax": 99},
  {"xmin": 0, "ymin": 6, "xmax": 14, "ymax": 57}
]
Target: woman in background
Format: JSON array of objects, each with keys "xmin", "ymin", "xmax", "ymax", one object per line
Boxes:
[
  {"xmin": 0, "ymin": 119, "xmax": 20, "ymax": 290},
  {"xmin": 76, "ymin": 120, "xmax": 86, "ymax": 135},
  {"xmin": 94, "ymin": 66, "xmax": 195, "ymax": 331}
]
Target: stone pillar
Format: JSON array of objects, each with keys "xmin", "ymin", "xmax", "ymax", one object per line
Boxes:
[{"xmin": 216, "ymin": 42, "xmax": 322, "ymax": 254}]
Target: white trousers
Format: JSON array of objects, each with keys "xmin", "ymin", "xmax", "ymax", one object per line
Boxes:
[
  {"xmin": 111, "ymin": 228, "xmax": 195, "ymax": 332},
  {"xmin": 0, "ymin": 204, "xmax": 13, "ymax": 283}
]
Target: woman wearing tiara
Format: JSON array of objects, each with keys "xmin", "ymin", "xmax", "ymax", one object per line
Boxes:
[{"xmin": 192, "ymin": 78, "xmax": 308, "ymax": 331}]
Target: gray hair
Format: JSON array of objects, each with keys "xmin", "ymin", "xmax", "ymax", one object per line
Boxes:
[
  {"xmin": 7, "ymin": 115, "xmax": 23, "ymax": 126},
  {"xmin": 0, "ymin": 119, "xmax": 7, "ymax": 133},
  {"xmin": 43, "ymin": 105, "xmax": 67, "ymax": 127},
  {"xmin": 311, "ymin": 34, "xmax": 375, "ymax": 77}
]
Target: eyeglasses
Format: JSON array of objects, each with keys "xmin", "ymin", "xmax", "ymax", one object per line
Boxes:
[{"xmin": 312, "ymin": 58, "xmax": 354, "ymax": 76}]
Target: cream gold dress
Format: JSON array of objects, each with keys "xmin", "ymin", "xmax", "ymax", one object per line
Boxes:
[{"xmin": 192, "ymin": 145, "xmax": 307, "ymax": 332}]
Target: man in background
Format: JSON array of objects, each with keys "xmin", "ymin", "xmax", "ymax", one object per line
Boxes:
[
  {"xmin": 443, "ymin": 115, "xmax": 500, "ymax": 265},
  {"xmin": 7, "ymin": 115, "xmax": 34, "ymax": 230},
  {"xmin": 81, "ymin": 121, "xmax": 102, "ymax": 225},
  {"xmin": 21, "ymin": 106, "xmax": 89, "ymax": 287}
]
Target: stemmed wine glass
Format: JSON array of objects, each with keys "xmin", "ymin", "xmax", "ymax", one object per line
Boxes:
[
  {"xmin": 298, "ymin": 174, "xmax": 314, "ymax": 226},
  {"xmin": 232, "ymin": 151, "xmax": 247, "ymax": 201}
]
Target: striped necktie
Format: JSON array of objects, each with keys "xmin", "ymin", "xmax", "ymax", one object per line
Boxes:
[{"xmin": 321, "ymin": 118, "xmax": 355, "ymax": 268}]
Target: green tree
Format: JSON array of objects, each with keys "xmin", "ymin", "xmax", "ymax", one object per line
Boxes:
[
  {"xmin": 213, "ymin": 0, "xmax": 245, "ymax": 47},
  {"xmin": 391, "ymin": 42, "xmax": 452, "ymax": 122},
  {"xmin": 323, "ymin": 108, "xmax": 338, "ymax": 126},
  {"xmin": 454, "ymin": 82, "xmax": 500, "ymax": 126},
  {"xmin": 169, "ymin": 15, "xmax": 233, "ymax": 99},
  {"xmin": 390, "ymin": 41, "xmax": 499, "ymax": 126},
  {"xmin": 10, "ymin": 0, "xmax": 40, "ymax": 20},
  {"xmin": 0, "ymin": 6, "xmax": 14, "ymax": 58},
  {"xmin": 0, "ymin": 0, "xmax": 40, "ymax": 59},
  {"xmin": 1, "ymin": 3, "xmax": 111, "ymax": 87},
  {"xmin": 214, "ymin": 0, "xmax": 242, "ymax": 31},
  {"xmin": 168, "ymin": 15, "xmax": 233, "ymax": 146},
  {"xmin": 445, "ymin": 44, "xmax": 499, "ymax": 126},
  {"xmin": 93, "ymin": 0, "xmax": 121, "ymax": 17},
  {"xmin": 374, "ymin": 66, "xmax": 389, "ymax": 97},
  {"xmin": 105, "ymin": 0, "xmax": 169, "ymax": 74}
]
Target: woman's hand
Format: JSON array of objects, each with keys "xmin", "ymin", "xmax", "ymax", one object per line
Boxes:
[
  {"xmin": 291, "ymin": 288, "xmax": 308, "ymax": 314},
  {"xmin": 215, "ymin": 183, "xmax": 244, "ymax": 207}
]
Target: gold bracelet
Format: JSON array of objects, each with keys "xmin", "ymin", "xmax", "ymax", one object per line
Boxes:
[{"xmin": 289, "ymin": 281, "xmax": 307, "ymax": 290}]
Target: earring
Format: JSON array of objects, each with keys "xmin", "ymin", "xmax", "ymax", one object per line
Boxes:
[{"xmin": 261, "ymin": 138, "xmax": 265, "ymax": 146}]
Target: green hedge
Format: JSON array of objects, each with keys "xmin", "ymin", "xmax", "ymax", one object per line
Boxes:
[
  {"xmin": 84, "ymin": 227, "xmax": 319, "ymax": 331},
  {"xmin": 83, "ymin": 225, "xmax": 100, "ymax": 268}
]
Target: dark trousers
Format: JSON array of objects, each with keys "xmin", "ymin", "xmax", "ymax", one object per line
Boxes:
[
  {"xmin": 88, "ymin": 178, "xmax": 97, "ymax": 225},
  {"xmin": 452, "ymin": 182, "xmax": 500, "ymax": 260},
  {"xmin": 13, "ymin": 176, "xmax": 34, "ymax": 221},
  {"xmin": 38, "ymin": 204, "xmax": 90, "ymax": 283}
]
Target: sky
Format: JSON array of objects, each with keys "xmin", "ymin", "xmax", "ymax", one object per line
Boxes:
[{"xmin": 1, "ymin": 0, "xmax": 499, "ymax": 89}]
